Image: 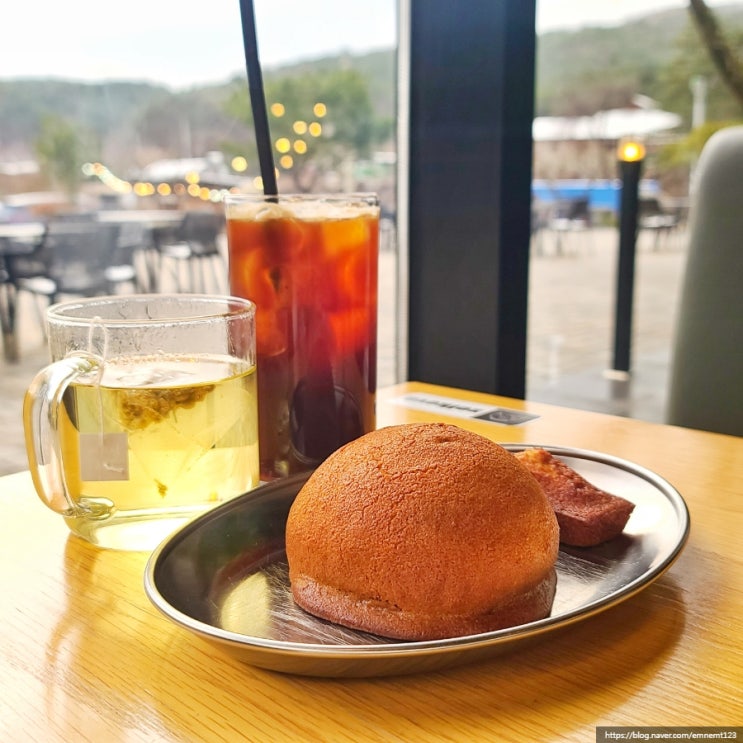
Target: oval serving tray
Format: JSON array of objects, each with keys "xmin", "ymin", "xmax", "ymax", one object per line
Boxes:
[{"xmin": 144, "ymin": 445, "xmax": 690, "ymax": 678}]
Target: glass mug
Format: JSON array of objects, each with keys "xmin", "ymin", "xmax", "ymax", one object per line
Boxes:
[
  {"xmin": 23, "ymin": 294, "xmax": 259, "ymax": 551},
  {"xmin": 224, "ymin": 193, "xmax": 379, "ymax": 480}
]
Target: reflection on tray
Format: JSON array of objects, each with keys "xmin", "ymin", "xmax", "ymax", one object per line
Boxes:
[{"xmin": 219, "ymin": 561, "xmax": 391, "ymax": 644}]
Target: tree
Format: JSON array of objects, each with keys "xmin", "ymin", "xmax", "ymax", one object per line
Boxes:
[
  {"xmin": 135, "ymin": 88, "xmax": 248, "ymax": 160},
  {"xmin": 654, "ymin": 2, "xmax": 743, "ymax": 188},
  {"xmin": 689, "ymin": 0, "xmax": 743, "ymax": 111},
  {"xmin": 34, "ymin": 114, "xmax": 87, "ymax": 199},
  {"xmin": 224, "ymin": 68, "xmax": 376, "ymax": 192},
  {"xmin": 657, "ymin": 21, "xmax": 743, "ymax": 126}
]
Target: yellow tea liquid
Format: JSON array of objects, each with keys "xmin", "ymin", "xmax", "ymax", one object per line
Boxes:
[{"xmin": 58, "ymin": 354, "xmax": 259, "ymax": 549}]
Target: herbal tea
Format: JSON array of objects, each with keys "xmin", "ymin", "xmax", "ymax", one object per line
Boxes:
[{"xmin": 58, "ymin": 354, "xmax": 259, "ymax": 548}]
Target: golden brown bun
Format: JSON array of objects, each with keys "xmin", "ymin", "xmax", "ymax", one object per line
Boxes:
[{"xmin": 285, "ymin": 423, "xmax": 559, "ymax": 640}]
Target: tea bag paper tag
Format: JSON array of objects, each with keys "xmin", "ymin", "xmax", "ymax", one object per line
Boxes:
[{"xmin": 79, "ymin": 433, "xmax": 129, "ymax": 481}]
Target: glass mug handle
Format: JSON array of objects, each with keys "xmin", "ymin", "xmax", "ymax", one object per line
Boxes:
[{"xmin": 23, "ymin": 352, "xmax": 101, "ymax": 516}]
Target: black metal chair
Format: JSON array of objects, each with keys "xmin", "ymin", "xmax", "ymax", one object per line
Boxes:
[
  {"xmin": 6, "ymin": 219, "xmax": 138, "ymax": 338},
  {"xmin": 0, "ymin": 252, "xmax": 17, "ymax": 361},
  {"xmin": 112, "ymin": 220, "xmax": 151, "ymax": 292},
  {"xmin": 549, "ymin": 196, "xmax": 592, "ymax": 255},
  {"xmin": 638, "ymin": 196, "xmax": 680, "ymax": 250},
  {"xmin": 155, "ymin": 210, "xmax": 226, "ymax": 293},
  {"xmin": 11, "ymin": 219, "xmax": 137, "ymax": 301}
]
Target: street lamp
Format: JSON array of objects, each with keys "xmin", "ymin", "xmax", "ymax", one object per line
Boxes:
[{"xmin": 610, "ymin": 137, "xmax": 646, "ymax": 378}]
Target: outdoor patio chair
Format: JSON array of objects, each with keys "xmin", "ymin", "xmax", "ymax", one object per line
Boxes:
[
  {"xmin": 549, "ymin": 196, "xmax": 592, "ymax": 255},
  {"xmin": 666, "ymin": 125, "xmax": 743, "ymax": 437},
  {"xmin": 113, "ymin": 220, "xmax": 151, "ymax": 292},
  {"xmin": 155, "ymin": 210, "xmax": 226, "ymax": 293},
  {"xmin": 638, "ymin": 196, "xmax": 679, "ymax": 250},
  {"xmin": 7, "ymin": 218, "xmax": 138, "ymax": 335},
  {"xmin": 0, "ymin": 257, "xmax": 15, "ymax": 360}
]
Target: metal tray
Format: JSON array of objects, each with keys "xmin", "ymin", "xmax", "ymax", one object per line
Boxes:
[{"xmin": 144, "ymin": 445, "xmax": 690, "ymax": 677}]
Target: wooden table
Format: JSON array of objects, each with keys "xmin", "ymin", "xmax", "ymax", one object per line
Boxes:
[
  {"xmin": 95, "ymin": 209, "xmax": 184, "ymax": 228},
  {"xmin": 0, "ymin": 221, "xmax": 46, "ymax": 242},
  {"xmin": 2, "ymin": 381, "xmax": 741, "ymax": 742}
]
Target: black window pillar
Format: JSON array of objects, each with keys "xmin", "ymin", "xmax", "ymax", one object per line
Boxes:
[{"xmin": 397, "ymin": 0, "xmax": 536, "ymax": 398}]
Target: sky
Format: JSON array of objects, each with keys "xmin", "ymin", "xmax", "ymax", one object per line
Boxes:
[{"xmin": 0, "ymin": 0, "xmax": 738, "ymax": 90}]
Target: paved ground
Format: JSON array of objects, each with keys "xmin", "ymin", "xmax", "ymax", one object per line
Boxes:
[
  {"xmin": 525, "ymin": 224, "xmax": 686, "ymax": 420},
  {"xmin": 0, "ymin": 223, "xmax": 687, "ymax": 475}
]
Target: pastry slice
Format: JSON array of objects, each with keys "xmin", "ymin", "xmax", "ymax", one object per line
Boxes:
[{"xmin": 515, "ymin": 448, "xmax": 635, "ymax": 547}]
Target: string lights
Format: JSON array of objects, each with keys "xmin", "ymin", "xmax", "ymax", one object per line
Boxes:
[
  {"xmin": 83, "ymin": 160, "xmax": 241, "ymax": 203},
  {"xmin": 83, "ymin": 101, "xmax": 328, "ymax": 200}
]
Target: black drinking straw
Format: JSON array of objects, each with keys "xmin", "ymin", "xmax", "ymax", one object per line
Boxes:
[{"xmin": 238, "ymin": 0, "xmax": 278, "ymax": 197}]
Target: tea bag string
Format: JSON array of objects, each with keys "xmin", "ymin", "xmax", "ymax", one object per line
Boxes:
[
  {"xmin": 87, "ymin": 315, "xmax": 108, "ymax": 378},
  {"xmin": 88, "ymin": 316, "xmax": 123, "ymax": 475}
]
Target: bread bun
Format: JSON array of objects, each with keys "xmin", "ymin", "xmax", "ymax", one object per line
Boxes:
[{"xmin": 285, "ymin": 423, "xmax": 559, "ymax": 640}]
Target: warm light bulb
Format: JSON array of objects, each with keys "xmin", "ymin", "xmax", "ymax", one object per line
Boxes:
[
  {"xmin": 231, "ymin": 156, "xmax": 248, "ymax": 172},
  {"xmin": 617, "ymin": 139, "xmax": 646, "ymax": 162}
]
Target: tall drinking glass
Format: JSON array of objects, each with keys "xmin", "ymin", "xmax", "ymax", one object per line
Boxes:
[
  {"xmin": 23, "ymin": 294, "xmax": 259, "ymax": 550},
  {"xmin": 224, "ymin": 193, "xmax": 379, "ymax": 480}
]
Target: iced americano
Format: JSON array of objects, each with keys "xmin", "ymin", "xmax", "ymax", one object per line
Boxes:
[{"xmin": 226, "ymin": 194, "xmax": 379, "ymax": 479}]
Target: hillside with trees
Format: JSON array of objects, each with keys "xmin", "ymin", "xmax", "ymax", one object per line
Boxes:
[
  {"xmin": 536, "ymin": 3, "xmax": 743, "ymax": 124},
  {"xmin": 1, "ymin": 3, "xmax": 742, "ymax": 196}
]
